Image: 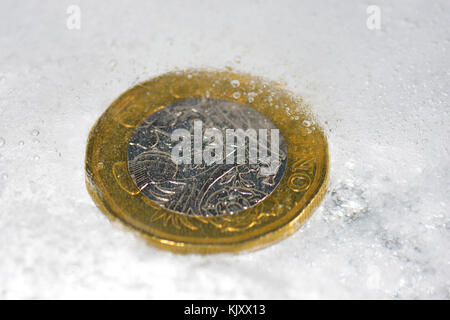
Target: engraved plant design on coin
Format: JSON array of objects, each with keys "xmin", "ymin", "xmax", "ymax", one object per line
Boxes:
[{"xmin": 127, "ymin": 98, "xmax": 288, "ymax": 216}]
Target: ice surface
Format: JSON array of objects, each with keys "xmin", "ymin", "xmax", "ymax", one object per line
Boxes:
[{"xmin": 0, "ymin": 0, "xmax": 449, "ymax": 299}]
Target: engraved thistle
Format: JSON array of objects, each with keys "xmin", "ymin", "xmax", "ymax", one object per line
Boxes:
[{"xmin": 127, "ymin": 98, "xmax": 287, "ymax": 216}]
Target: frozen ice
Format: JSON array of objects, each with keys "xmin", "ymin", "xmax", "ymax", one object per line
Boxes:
[{"xmin": 0, "ymin": 0, "xmax": 449, "ymax": 299}]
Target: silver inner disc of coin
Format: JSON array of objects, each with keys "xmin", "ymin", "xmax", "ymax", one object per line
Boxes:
[{"xmin": 127, "ymin": 98, "xmax": 287, "ymax": 216}]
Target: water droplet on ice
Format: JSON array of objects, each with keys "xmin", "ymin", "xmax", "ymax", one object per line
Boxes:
[{"xmin": 31, "ymin": 129, "xmax": 40, "ymax": 136}]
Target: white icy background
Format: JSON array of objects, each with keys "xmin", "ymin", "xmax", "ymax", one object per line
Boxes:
[{"xmin": 0, "ymin": 0, "xmax": 449, "ymax": 299}]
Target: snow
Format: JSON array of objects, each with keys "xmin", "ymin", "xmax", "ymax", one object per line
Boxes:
[{"xmin": 0, "ymin": 0, "xmax": 449, "ymax": 299}]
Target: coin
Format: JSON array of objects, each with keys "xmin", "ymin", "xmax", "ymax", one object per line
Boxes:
[{"xmin": 85, "ymin": 69, "xmax": 329, "ymax": 253}]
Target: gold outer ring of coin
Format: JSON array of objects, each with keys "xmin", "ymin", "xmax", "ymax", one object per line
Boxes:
[{"xmin": 85, "ymin": 69, "xmax": 329, "ymax": 254}]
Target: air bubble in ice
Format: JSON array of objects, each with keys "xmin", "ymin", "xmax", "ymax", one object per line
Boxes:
[
  {"xmin": 230, "ymin": 80, "xmax": 240, "ymax": 88},
  {"xmin": 247, "ymin": 92, "xmax": 257, "ymax": 103}
]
